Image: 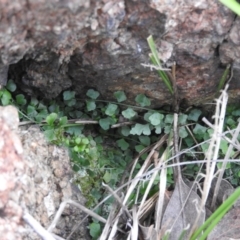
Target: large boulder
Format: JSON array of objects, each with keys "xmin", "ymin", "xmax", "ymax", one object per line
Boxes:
[{"xmin": 0, "ymin": 0, "xmax": 239, "ymax": 107}]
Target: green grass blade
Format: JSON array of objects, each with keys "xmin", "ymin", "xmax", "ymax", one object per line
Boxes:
[
  {"xmin": 147, "ymin": 36, "xmax": 174, "ymax": 95},
  {"xmin": 220, "ymin": 0, "xmax": 240, "ymax": 15},
  {"xmin": 217, "ymin": 64, "xmax": 230, "ymax": 91},
  {"xmin": 149, "ymin": 55, "xmax": 174, "ymax": 94},
  {"xmin": 191, "ymin": 187, "xmax": 240, "ymax": 239},
  {"xmin": 147, "ymin": 35, "xmax": 161, "ymax": 66}
]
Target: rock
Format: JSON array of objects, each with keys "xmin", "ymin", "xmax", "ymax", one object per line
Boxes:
[
  {"xmin": 19, "ymin": 126, "xmax": 90, "ymax": 240},
  {"xmin": 0, "ymin": 106, "xmax": 25, "ymax": 239},
  {"xmin": 0, "ymin": 106, "xmax": 90, "ymax": 240},
  {"xmin": 1, "ymin": 0, "xmax": 239, "ymax": 107}
]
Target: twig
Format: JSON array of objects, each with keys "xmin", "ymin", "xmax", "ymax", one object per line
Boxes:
[{"xmin": 22, "ymin": 211, "xmax": 57, "ymax": 240}]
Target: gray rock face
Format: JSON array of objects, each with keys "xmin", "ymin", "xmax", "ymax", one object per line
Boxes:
[
  {"xmin": 0, "ymin": 106, "xmax": 89, "ymax": 240},
  {"xmin": 19, "ymin": 126, "xmax": 90, "ymax": 240},
  {"xmin": 1, "ymin": 0, "xmax": 240, "ymax": 107}
]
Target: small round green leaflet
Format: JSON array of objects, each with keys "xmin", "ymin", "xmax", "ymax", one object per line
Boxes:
[
  {"xmin": 63, "ymin": 90, "xmax": 75, "ymax": 101},
  {"xmin": 179, "ymin": 126, "xmax": 188, "ymax": 138},
  {"xmin": 135, "ymin": 94, "xmax": 151, "ymax": 107},
  {"xmin": 89, "ymin": 222, "xmax": 101, "ymax": 239},
  {"xmin": 27, "ymin": 105, "xmax": 38, "ymax": 118},
  {"xmin": 178, "ymin": 114, "xmax": 188, "ymax": 125},
  {"xmin": 130, "ymin": 123, "xmax": 151, "ymax": 135},
  {"xmin": 0, "ymin": 89, "xmax": 12, "ymax": 106},
  {"xmin": 121, "ymin": 126, "xmax": 130, "ymax": 136},
  {"xmin": 116, "ymin": 138, "xmax": 129, "ymax": 151},
  {"xmin": 86, "ymin": 100, "xmax": 96, "ymax": 111},
  {"xmin": 99, "ymin": 117, "xmax": 113, "ymax": 130},
  {"xmin": 188, "ymin": 109, "xmax": 202, "ymax": 122},
  {"xmin": 114, "ymin": 90, "xmax": 127, "ymax": 102},
  {"xmin": 139, "ymin": 135, "xmax": 151, "ymax": 146},
  {"xmin": 16, "ymin": 94, "xmax": 27, "ymax": 106},
  {"xmin": 6, "ymin": 80, "xmax": 17, "ymax": 92},
  {"xmin": 165, "ymin": 114, "xmax": 174, "ymax": 124},
  {"xmin": 46, "ymin": 113, "xmax": 58, "ymax": 126},
  {"xmin": 149, "ymin": 112, "xmax": 164, "ymax": 126},
  {"xmin": 155, "ymin": 124, "xmax": 162, "ymax": 134},
  {"xmin": 105, "ymin": 103, "xmax": 118, "ymax": 116},
  {"xmin": 193, "ymin": 124, "xmax": 207, "ymax": 136},
  {"xmin": 103, "ymin": 171, "xmax": 112, "ymax": 183},
  {"xmin": 122, "ymin": 108, "xmax": 137, "ymax": 119},
  {"xmin": 86, "ymin": 89, "xmax": 100, "ymax": 99}
]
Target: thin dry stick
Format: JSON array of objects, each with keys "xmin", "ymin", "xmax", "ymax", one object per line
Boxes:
[
  {"xmin": 211, "ymin": 120, "xmax": 240, "ymax": 209},
  {"xmin": 23, "ymin": 211, "xmax": 57, "ymax": 240},
  {"xmin": 48, "ymin": 199, "xmax": 106, "ymax": 233},
  {"xmin": 189, "ymin": 85, "xmax": 229, "ymax": 236},
  {"xmin": 155, "ymin": 146, "xmax": 169, "ymax": 231}
]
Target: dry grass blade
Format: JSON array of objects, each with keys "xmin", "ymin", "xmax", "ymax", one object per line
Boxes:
[
  {"xmin": 123, "ymin": 135, "xmax": 168, "ymax": 206},
  {"xmin": 154, "ymin": 138, "xmax": 171, "ymax": 231},
  {"xmin": 161, "ymin": 115, "xmax": 204, "ymax": 240},
  {"xmin": 106, "ymin": 136, "xmax": 167, "ymax": 239},
  {"xmin": 211, "ymin": 120, "xmax": 240, "ymax": 209},
  {"xmin": 190, "ymin": 84, "xmax": 229, "ymax": 236},
  {"xmin": 131, "ymin": 205, "xmax": 138, "ymax": 240}
]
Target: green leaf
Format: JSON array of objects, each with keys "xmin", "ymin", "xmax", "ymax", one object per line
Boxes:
[
  {"xmin": 30, "ymin": 97, "xmax": 38, "ymax": 106},
  {"xmin": 65, "ymin": 99, "xmax": 76, "ymax": 107},
  {"xmin": 89, "ymin": 222, "xmax": 101, "ymax": 239},
  {"xmin": 135, "ymin": 144, "xmax": 145, "ymax": 152},
  {"xmin": 46, "ymin": 113, "xmax": 58, "ymax": 126},
  {"xmin": 15, "ymin": 94, "xmax": 27, "ymax": 105},
  {"xmin": 75, "ymin": 137, "xmax": 81, "ymax": 144},
  {"xmin": 164, "ymin": 124, "xmax": 172, "ymax": 134},
  {"xmin": 144, "ymin": 111, "xmax": 153, "ymax": 122},
  {"xmin": 6, "ymin": 80, "xmax": 17, "ymax": 92},
  {"xmin": 27, "ymin": 105, "xmax": 38, "ymax": 118},
  {"xmin": 59, "ymin": 116, "xmax": 68, "ymax": 126},
  {"xmin": 220, "ymin": 140, "xmax": 228, "ymax": 154},
  {"xmin": 99, "ymin": 117, "xmax": 112, "ymax": 130},
  {"xmin": 122, "ymin": 108, "xmax": 137, "ymax": 119},
  {"xmin": 149, "ymin": 112, "xmax": 164, "ymax": 126},
  {"xmin": 188, "ymin": 109, "xmax": 202, "ymax": 122},
  {"xmin": 105, "ymin": 104, "xmax": 118, "ymax": 116},
  {"xmin": 82, "ymin": 137, "xmax": 90, "ymax": 145},
  {"xmin": 147, "ymin": 35, "xmax": 173, "ymax": 94},
  {"xmin": 130, "ymin": 123, "xmax": 151, "ymax": 135},
  {"xmin": 114, "ymin": 91, "xmax": 127, "ymax": 102},
  {"xmin": 86, "ymin": 89, "xmax": 100, "ymax": 99},
  {"xmin": 179, "ymin": 126, "xmax": 188, "ymax": 138},
  {"xmin": 139, "ymin": 136, "xmax": 150, "ymax": 146},
  {"xmin": 155, "ymin": 124, "xmax": 162, "ymax": 134},
  {"xmin": 103, "ymin": 171, "xmax": 112, "ymax": 183},
  {"xmin": 66, "ymin": 126, "xmax": 83, "ymax": 136},
  {"xmin": 117, "ymin": 139, "xmax": 129, "ymax": 151},
  {"xmin": 121, "ymin": 126, "xmax": 130, "ymax": 136},
  {"xmin": 135, "ymin": 94, "xmax": 151, "ymax": 107},
  {"xmin": 0, "ymin": 89, "xmax": 12, "ymax": 105},
  {"xmin": 63, "ymin": 90, "xmax": 75, "ymax": 101},
  {"xmin": 193, "ymin": 124, "xmax": 207, "ymax": 136},
  {"xmin": 86, "ymin": 100, "xmax": 96, "ymax": 111},
  {"xmin": 44, "ymin": 129, "xmax": 56, "ymax": 142},
  {"xmin": 165, "ymin": 114, "xmax": 174, "ymax": 124},
  {"xmin": 232, "ymin": 109, "xmax": 240, "ymax": 116},
  {"xmin": 178, "ymin": 114, "xmax": 188, "ymax": 125},
  {"xmin": 35, "ymin": 109, "xmax": 48, "ymax": 123}
]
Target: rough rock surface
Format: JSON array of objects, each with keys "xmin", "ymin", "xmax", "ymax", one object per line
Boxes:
[
  {"xmin": 0, "ymin": 0, "xmax": 239, "ymax": 107},
  {"xmin": 0, "ymin": 106, "xmax": 24, "ymax": 239},
  {"xmin": 0, "ymin": 106, "xmax": 90, "ymax": 240}
]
